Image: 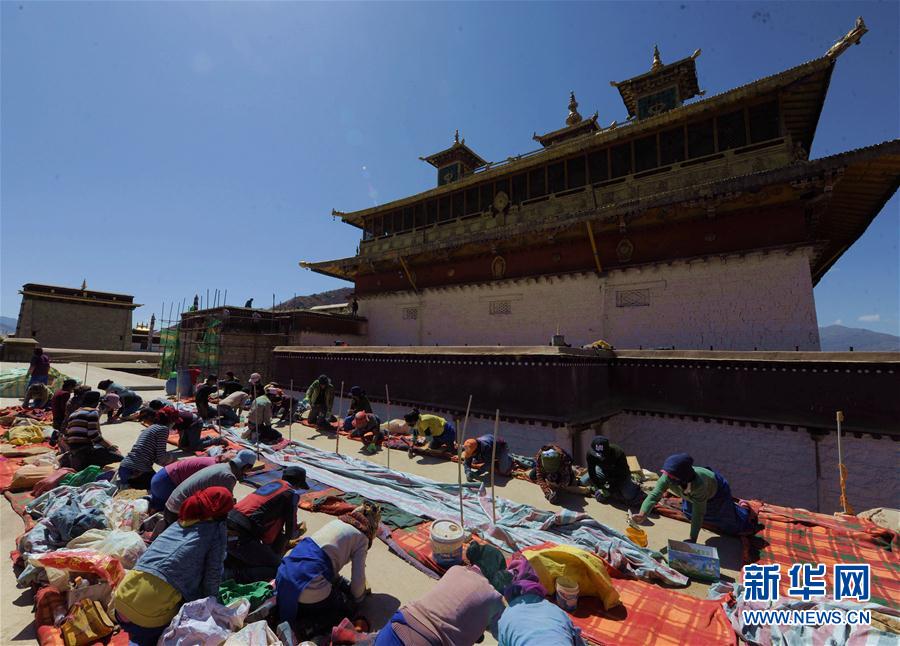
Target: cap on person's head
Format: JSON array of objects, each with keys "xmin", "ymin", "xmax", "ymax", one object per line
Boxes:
[
  {"xmin": 403, "ymin": 409, "xmax": 420, "ymax": 425},
  {"xmin": 352, "ymin": 411, "xmax": 369, "ymax": 429},
  {"xmin": 662, "ymin": 453, "xmax": 696, "ymax": 484},
  {"xmin": 349, "ymin": 386, "xmax": 363, "ymax": 397},
  {"xmin": 249, "ymin": 373, "xmax": 261, "ymax": 384},
  {"xmin": 97, "ymin": 379, "xmax": 113, "ymax": 390},
  {"xmin": 283, "ymin": 466, "xmax": 309, "ymax": 489},
  {"xmin": 62, "ymin": 379, "xmax": 78, "ymax": 390},
  {"xmin": 317, "ymin": 374, "xmax": 329, "ymax": 385},
  {"xmin": 226, "ymin": 371, "xmax": 235, "ymax": 379},
  {"xmin": 231, "ymin": 449, "xmax": 257, "ymax": 471},
  {"xmin": 81, "ymin": 391, "xmax": 102, "ymax": 408},
  {"xmin": 148, "ymin": 399, "xmax": 166, "ymax": 411},
  {"xmin": 463, "ymin": 438, "xmax": 478, "ymax": 459},
  {"xmin": 590, "ymin": 436, "xmax": 610, "ymax": 457}
]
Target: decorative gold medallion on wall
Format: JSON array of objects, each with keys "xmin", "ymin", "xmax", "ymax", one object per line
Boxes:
[
  {"xmin": 491, "ymin": 255, "xmax": 507, "ymax": 279},
  {"xmin": 616, "ymin": 238, "xmax": 634, "ymax": 263},
  {"xmin": 492, "ymin": 191, "xmax": 509, "ymax": 213}
]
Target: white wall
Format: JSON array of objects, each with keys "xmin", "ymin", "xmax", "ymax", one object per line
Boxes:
[
  {"xmin": 598, "ymin": 413, "xmax": 897, "ymax": 513},
  {"xmin": 358, "ymin": 248, "xmax": 821, "ymax": 351}
]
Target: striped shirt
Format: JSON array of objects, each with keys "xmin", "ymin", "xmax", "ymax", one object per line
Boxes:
[
  {"xmin": 63, "ymin": 407, "xmax": 102, "ymax": 447},
  {"xmin": 119, "ymin": 424, "xmax": 170, "ymax": 474}
]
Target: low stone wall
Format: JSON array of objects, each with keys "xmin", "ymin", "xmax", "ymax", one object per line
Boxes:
[{"xmin": 599, "ymin": 413, "xmax": 898, "ymax": 513}]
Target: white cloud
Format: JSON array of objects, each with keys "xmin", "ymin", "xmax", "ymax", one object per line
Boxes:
[
  {"xmin": 833, "ymin": 319, "xmax": 843, "ymax": 325},
  {"xmin": 858, "ymin": 314, "xmax": 880, "ymax": 323}
]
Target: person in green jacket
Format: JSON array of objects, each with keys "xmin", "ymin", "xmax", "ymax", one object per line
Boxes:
[
  {"xmin": 632, "ymin": 453, "xmax": 754, "ymax": 542},
  {"xmin": 305, "ymin": 375, "xmax": 335, "ymax": 428}
]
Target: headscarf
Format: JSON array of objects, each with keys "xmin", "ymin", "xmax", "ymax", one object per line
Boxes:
[
  {"xmin": 662, "ymin": 453, "xmax": 696, "ymax": 484},
  {"xmin": 463, "ymin": 438, "xmax": 478, "ymax": 459},
  {"xmin": 249, "ymin": 373, "xmax": 261, "ymax": 384},
  {"xmin": 178, "ymin": 486, "xmax": 235, "ymax": 523},
  {"xmin": 155, "ymin": 406, "xmax": 179, "ymax": 426},
  {"xmin": 339, "ymin": 501, "xmax": 381, "ymax": 547}
]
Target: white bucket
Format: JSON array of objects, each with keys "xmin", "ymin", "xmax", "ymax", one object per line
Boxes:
[
  {"xmin": 430, "ymin": 520, "xmax": 464, "ymax": 568},
  {"xmin": 555, "ymin": 576, "xmax": 579, "ymax": 612}
]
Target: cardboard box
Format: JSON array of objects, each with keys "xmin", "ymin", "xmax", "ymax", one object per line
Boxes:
[{"xmin": 667, "ymin": 540, "xmax": 720, "ymax": 582}]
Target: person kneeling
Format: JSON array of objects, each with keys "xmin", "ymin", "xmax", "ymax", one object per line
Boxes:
[
  {"xmin": 225, "ymin": 466, "xmax": 309, "ymax": 583},
  {"xmin": 350, "ymin": 411, "xmax": 383, "ymax": 454},
  {"xmin": 276, "ymin": 501, "xmax": 380, "ymax": 638},
  {"xmin": 463, "ymin": 435, "xmax": 513, "ymax": 482}
]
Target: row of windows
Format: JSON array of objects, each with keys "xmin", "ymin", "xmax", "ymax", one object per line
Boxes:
[{"xmin": 363, "ymin": 100, "xmax": 780, "ymax": 240}]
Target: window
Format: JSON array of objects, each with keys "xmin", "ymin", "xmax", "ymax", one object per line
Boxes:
[
  {"xmin": 438, "ymin": 195, "xmax": 451, "ymax": 222},
  {"xmin": 402, "ymin": 307, "xmax": 418, "ymax": 320},
  {"xmin": 373, "ymin": 215, "xmax": 383, "ymax": 236},
  {"xmin": 616, "ymin": 289, "xmax": 650, "ymax": 307},
  {"xmin": 495, "ymin": 178, "xmax": 510, "ymax": 201},
  {"xmin": 452, "ymin": 191, "xmax": 464, "ymax": 219},
  {"xmin": 634, "ymin": 135, "xmax": 658, "ymax": 172},
  {"xmin": 528, "ymin": 167, "xmax": 546, "ymax": 198},
  {"xmin": 489, "ymin": 300, "xmax": 512, "ymax": 316},
  {"xmin": 566, "ymin": 156, "xmax": 586, "ymax": 189},
  {"xmin": 511, "ymin": 173, "xmax": 527, "ymax": 204},
  {"xmin": 480, "ymin": 183, "xmax": 494, "ymax": 210},
  {"xmin": 413, "ymin": 204, "xmax": 425, "ymax": 228},
  {"xmin": 425, "ymin": 200, "xmax": 437, "ymax": 226},
  {"xmin": 687, "ymin": 119, "xmax": 715, "ymax": 158},
  {"xmin": 547, "ymin": 161, "xmax": 565, "ymax": 194},
  {"xmin": 465, "ymin": 187, "xmax": 480, "ymax": 215},
  {"xmin": 610, "ymin": 143, "xmax": 632, "ymax": 178},
  {"xmin": 402, "ymin": 208, "xmax": 413, "ymax": 231},
  {"xmin": 749, "ymin": 100, "xmax": 780, "ymax": 142},
  {"xmin": 659, "ymin": 126, "xmax": 685, "ymax": 165},
  {"xmin": 588, "ymin": 150, "xmax": 608, "ymax": 183},
  {"xmin": 716, "ymin": 109, "xmax": 747, "ymax": 151},
  {"xmin": 382, "ymin": 212, "xmax": 394, "ymax": 236}
]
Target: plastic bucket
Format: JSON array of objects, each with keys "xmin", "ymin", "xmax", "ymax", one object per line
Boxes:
[
  {"xmin": 626, "ymin": 525, "xmax": 649, "ymax": 547},
  {"xmin": 555, "ymin": 576, "xmax": 579, "ymax": 612},
  {"xmin": 430, "ymin": 520, "xmax": 464, "ymax": 568}
]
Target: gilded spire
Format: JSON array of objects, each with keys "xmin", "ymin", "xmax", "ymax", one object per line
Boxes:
[
  {"xmin": 566, "ymin": 91, "xmax": 583, "ymax": 126},
  {"xmin": 651, "ymin": 45, "xmax": 663, "ymax": 72},
  {"xmin": 81, "ymin": 279, "xmax": 87, "ymax": 290}
]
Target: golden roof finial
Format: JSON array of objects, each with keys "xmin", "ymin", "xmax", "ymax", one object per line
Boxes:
[
  {"xmin": 566, "ymin": 91, "xmax": 583, "ymax": 126},
  {"xmin": 651, "ymin": 44, "xmax": 663, "ymax": 72},
  {"xmin": 825, "ymin": 16, "xmax": 869, "ymax": 59},
  {"xmin": 454, "ymin": 129, "xmax": 460, "ymax": 144},
  {"xmin": 81, "ymin": 279, "xmax": 87, "ymax": 290}
]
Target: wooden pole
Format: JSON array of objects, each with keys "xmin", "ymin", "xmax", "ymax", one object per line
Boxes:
[
  {"xmin": 490, "ymin": 408, "xmax": 500, "ymax": 525},
  {"xmin": 335, "ymin": 381, "xmax": 344, "ymax": 454},
  {"xmin": 289, "ymin": 379, "xmax": 294, "ymax": 443},
  {"xmin": 836, "ymin": 410, "xmax": 846, "ymax": 513},
  {"xmin": 385, "ymin": 384, "xmax": 391, "ymax": 470},
  {"xmin": 83, "ymin": 362, "xmax": 89, "ymax": 386},
  {"xmin": 458, "ymin": 395, "xmax": 472, "ymax": 529}
]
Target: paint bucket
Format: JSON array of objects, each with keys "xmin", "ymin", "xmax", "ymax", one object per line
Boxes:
[
  {"xmin": 430, "ymin": 520, "xmax": 464, "ymax": 568},
  {"xmin": 555, "ymin": 576, "xmax": 579, "ymax": 612},
  {"xmin": 626, "ymin": 525, "xmax": 649, "ymax": 547}
]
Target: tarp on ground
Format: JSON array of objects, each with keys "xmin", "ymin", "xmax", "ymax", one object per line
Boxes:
[{"xmin": 0, "ymin": 367, "xmax": 71, "ymax": 398}]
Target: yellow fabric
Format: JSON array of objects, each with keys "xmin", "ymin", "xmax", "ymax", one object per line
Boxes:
[
  {"xmin": 112, "ymin": 570, "xmax": 182, "ymax": 628},
  {"xmin": 414, "ymin": 414, "xmax": 446, "ymax": 438},
  {"xmin": 521, "ymin": 544, "xmax": 620, "ymax": 610},
  {"xmin": 7, "ymin": 425, "xmax": 46, "ymax": 446}
]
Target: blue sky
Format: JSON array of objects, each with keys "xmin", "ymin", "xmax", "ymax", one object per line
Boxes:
[{"xmin": 2, "ymin": 1, "xmax": 897, "ymax": 335}]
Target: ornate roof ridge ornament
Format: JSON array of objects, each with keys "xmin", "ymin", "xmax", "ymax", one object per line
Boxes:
[
  {"xmin": 566, "ymin": 91, "xmax": 583, "ymax": 126},
  {"xmin": 825, "ymin": 16, "xmax": 868, "ymax": 59},
  {"xmin": 651, "ymin": 45, "xmax": 663, "ymax": 72}
]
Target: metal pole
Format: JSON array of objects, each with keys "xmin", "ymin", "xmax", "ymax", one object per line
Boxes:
[
  {"xmin": 336, "ymin": 381, "xmax": 344, "ymax": 454},
  {"xmin": 385, "ymin": 385, "xmax": 391, "ymax": 469},
  {"xmin": 459, "ymin": 394, "xmax": 472, "ymax": 529},
  {"xmin": 289, "ymin": 379, "xmax": 294, "ymax": 444},
  {"xmin": 490, "ymin": 408, "xmax": 500, "ymax": 525},
  {"xmin": 223, "ymin": 289, "xmax": 227, "ymax": 307}
]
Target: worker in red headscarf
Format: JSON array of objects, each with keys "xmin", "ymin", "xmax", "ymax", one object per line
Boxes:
[
  {"xmin": 462, "ymin": 434, "xmax": 513, "ymax": 482},
  {"xmin": 113, "ymin": 486, "xmax": 234, "ymax": 646},
  {"xmin": 349, "ymin": 411, "xmax": 383, "ymax": 454}
]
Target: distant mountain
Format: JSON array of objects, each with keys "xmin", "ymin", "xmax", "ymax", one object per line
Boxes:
[
  {"xmin": 0, "ymin": 316, "xmax": 16, "ymax": 335},
  {"xmin": 274, "ymin": 288, "xmax": 353, "ymax": 311},
  {"xmin": 819, "ymin": 325, "xmax": 900, "ymax": 352}
]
